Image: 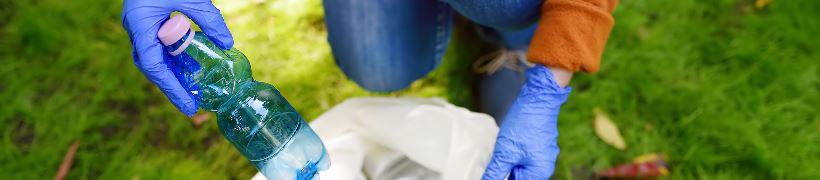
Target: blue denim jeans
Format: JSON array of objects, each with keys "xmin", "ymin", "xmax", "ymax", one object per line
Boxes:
[{"xmin": 323, "ymin": 0, "xmax": 542, "ymax": 120}]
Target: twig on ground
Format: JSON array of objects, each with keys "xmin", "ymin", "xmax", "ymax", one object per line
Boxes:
[{"xmin": 55, "ymin": 140, "xmax": 80, "ymax": 180}]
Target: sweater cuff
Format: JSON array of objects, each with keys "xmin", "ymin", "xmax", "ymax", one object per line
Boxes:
[{"xmin": 527, "ymin": 0, "xmax": 618, "ymax": 73}]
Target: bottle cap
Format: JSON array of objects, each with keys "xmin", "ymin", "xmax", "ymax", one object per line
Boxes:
[{"xmin": 158, "ymin": 14, "xmax": 191, "ymax": 46}]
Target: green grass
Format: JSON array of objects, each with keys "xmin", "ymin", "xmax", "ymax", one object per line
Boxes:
[{"xmin": 0, "ymin": 0, "xmax": 817, "ymax": 179}]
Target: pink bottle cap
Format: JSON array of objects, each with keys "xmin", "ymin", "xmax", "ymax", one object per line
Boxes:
[{"xmin": 158, "ymin": 14, "xmax": 192, "ymax": 46}]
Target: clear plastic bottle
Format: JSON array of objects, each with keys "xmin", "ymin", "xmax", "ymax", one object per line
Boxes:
[{"xmin": 158, "ymin": 14, "xmax": 329, "ymax": 179}]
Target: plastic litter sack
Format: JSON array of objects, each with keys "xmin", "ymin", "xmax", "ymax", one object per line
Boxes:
[{"xmin": 252, "ymin": 97, "xmax": 499, "ymax": 180}]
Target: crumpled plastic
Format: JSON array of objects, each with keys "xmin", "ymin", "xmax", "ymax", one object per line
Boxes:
[{"xmin": 252, "ymin": 97, "xmax": 499, "ymax": 180}]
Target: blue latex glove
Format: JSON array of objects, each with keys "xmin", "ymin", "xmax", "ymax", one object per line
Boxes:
[
  {"xmin": 483, "ymin": 65, "xmax": 571, "ymax": 179},
  {"xmin": 122, "ymin": 0, "xmax": 233, "ymax": 116}
]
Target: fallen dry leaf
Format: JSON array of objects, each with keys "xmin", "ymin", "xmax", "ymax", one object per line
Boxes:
[
  {"xmin": 598, "ymin": 153, "xmax": 669, "ymax": 178},
  {"xmin": 756, "ymin": 0, "xmax": 772, "ymax": 9},
  {"xmin": 632, "ymin": 153, "xmax": 666, "ymax": 163},
  {"xmin": 594, "ymin": 108, "xmax": 627, "ymax": 150},
  {"xmin": 191, "ymin": 111, "xmax": 211, "ymax": 127}
]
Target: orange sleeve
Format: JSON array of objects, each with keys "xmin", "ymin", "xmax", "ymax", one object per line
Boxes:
[{"xmin": 527, "ymin": 0, "xmax": 618, "ymax": 73}]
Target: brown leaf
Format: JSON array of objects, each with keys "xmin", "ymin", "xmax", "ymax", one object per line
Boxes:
[
  {"xmin": 191, "ymin": 111, "xmax": 211, "ymax": 127},
  {"xmin": 593, "ymin": 108, "xmax": 627, "ymax": 150}
]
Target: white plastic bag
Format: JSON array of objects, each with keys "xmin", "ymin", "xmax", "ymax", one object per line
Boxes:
[{"xmin": 253, "ymin": 97, "xmax": 498, "ymax": 180}]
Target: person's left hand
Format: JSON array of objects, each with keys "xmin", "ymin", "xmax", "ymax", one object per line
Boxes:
[{"xmin": 482, "ymin": 65, "xmax": 571, "ymax": 179}]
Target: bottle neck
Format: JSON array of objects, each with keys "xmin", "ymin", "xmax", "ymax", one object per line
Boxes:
[{"xmin": 167, "ymin": 29, "xmax": 195, "ymax": 56}]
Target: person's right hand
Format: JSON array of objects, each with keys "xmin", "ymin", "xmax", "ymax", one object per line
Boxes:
[{"xmin": 122, "ymin": 0, "xmax": 234, "ymax": 116}]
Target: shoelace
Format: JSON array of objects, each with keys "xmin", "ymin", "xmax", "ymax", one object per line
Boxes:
[{"xmin": 472, "ymin": 49, "xmax": 534, "ymax": 75}]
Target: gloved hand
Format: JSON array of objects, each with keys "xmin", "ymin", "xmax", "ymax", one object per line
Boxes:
[
  {"xmin": 483, "ymin": 65, "xmax": 571, "ymax": 179},
  {"xmin": 122, "ymin": 0, "xmax": 234, "ymax": 116}
]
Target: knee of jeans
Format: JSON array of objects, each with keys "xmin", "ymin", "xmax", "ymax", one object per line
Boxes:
[
  {"xmin": 330, "ymin": 35, "xmax": 444, "ymax": 92},
  {"xmin": 444, "ymin": 0, "xmax": 542, "ymax": 30},
  {"xmin": 342, "ymin": 64, "xmax": 424, "ymax": 92},
  {"xmin": 323, "ymin": 0, "xmax": 450, "ymax": 92},
  {"xmin": 332, "ymin": 45, "xmax": 440, "ymax": 92}
]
